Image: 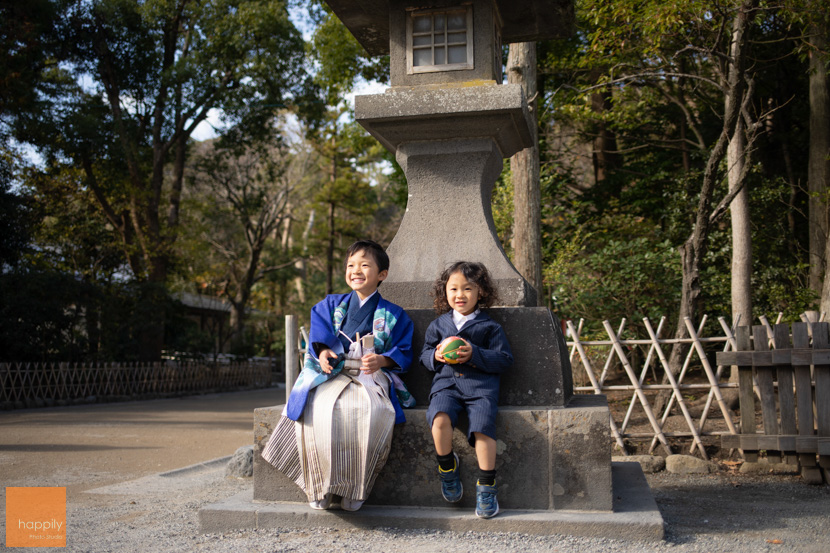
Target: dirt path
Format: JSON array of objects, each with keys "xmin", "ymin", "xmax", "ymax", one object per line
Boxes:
[{"xmin": 0, "ymin": 388, "xmax": 284, "ymax": 503}]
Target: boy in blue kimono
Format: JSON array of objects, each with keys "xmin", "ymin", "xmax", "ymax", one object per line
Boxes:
[
  {"xmin": 264, "ymin": 240, "xmax": 414, "ymax": 512},
  {"xmin": 420, "ymin": 261, "xmax": 513, "ymax": 519}
]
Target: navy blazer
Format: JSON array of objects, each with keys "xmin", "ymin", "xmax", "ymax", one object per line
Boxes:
[{"xmin": 420, "ymin": 311, "xmax": 513, "ymax": 401}]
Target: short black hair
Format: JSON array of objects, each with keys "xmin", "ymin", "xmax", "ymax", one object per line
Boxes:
[{"xmin": 346, "ymin": 239, "xmax": 390, "ymax": 274}]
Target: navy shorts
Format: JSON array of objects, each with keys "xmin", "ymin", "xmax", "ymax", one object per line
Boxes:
[{"xmin": 427, "ymin": 385, "xmax": 498, "ymax": 445}]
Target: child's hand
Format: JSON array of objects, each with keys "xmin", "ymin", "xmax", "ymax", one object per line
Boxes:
[
  {"xmin": 454, "ymin": 343, "xmax": 472, "ymax": 364},
  {"xmin": 360, "ymin": 353, "xmax": 386, "ymax": 374},
  {"xmin": 436, "ymin": 337, "xmax": 471, "ymax": 364},
  {"xmin": 319, "ymin": 349, "xmax": 336, "ymax": 374}
]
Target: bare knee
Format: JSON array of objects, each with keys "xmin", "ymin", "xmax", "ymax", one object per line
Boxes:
[{"xmin": 432, "ymin": 412, "xmax": 452, "ymax": 430}]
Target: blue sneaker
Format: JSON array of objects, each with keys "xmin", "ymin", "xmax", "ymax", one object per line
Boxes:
[
  {"xmin": 438, "ymin": 452, "xmax": 463, "ymax": 503},
  {"xmin": 475, "ymin": 482, "xmax": 499, "ymax": 518}
]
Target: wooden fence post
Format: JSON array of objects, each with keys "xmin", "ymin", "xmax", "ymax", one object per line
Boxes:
[
  {"xmin": 285, "ymin": 315, "xmax": 299, "ymax": 397},
  {"xmin": 792, "ymin": 322, "xmax": 821, "ymax": 482},
  {"xmin": 813, "ymin": 322, "xmax": 830, "ymax": 478}
]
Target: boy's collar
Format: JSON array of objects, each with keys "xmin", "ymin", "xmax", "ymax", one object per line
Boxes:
[
  {"xmin": 355, "ymin": 290, "xmax": 378, "ymax": 308},
  {"xmin": 452, "ymin": 308, "xmax": 480, "ymax": 329}
]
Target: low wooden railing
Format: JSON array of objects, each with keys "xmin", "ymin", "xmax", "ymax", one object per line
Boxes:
[
  {"xmin": 717, "ymin": 322, "xmax": 829, "ymax": 482},
  {"xmin": 0, "ymin": 360, "xmax": 272, "ymax": 408}
]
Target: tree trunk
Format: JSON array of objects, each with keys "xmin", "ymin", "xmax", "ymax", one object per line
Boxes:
[
  {"xmin": 295, "ymin": 208, "xmax": 315, "ymax": 304},
  {"xmin": 591, "ymin": 86, "xmax": 620, "ymax": 194},
  {"xmin": 727, "ymin": 114, "xmax": 752, "ymax": 409},
  {"xmin": 230, "ymin": 246, "xmax": 262, "ymax": 354},
  {"xmin": 665, "ymin": 0, "xmax": 756, "ymax": 383},
  {"xmin": 728, "ymin": 82, "xmax": 752, "ymax": 330},
  {"xmin": 508, "ymin": 42, "xmax": 543, "ymax": 303},
  {"xmin": 326, "ymin": 201, "xmax": 336, "ymax": 295},
  {"xmin": 326, "ymin": 148, "xmax": 337, "ymax": 295},
  {"xmin": 810, "ymin": 17, "xmax": 830, "ymax": 297}
]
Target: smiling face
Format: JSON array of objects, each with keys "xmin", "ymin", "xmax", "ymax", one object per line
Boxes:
[
  {"xmin": 345, "ymin": 249, "xmax": 388, "ymax": 300},
  {"xmin": 445, "ymin": 270, "xmax": 482, "ymax": 316}
]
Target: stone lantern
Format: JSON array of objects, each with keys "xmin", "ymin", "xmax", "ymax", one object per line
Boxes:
[
  {"xmin": 344, "ymin": 0, "xmax": 573, "ymax": 307},
  {"xmin": 201, "ymin": 0, "xmax": 663, "ymax": 539}
]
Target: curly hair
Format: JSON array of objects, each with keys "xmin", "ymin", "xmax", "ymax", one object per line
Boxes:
[{"xmin": 432, "ymin": 261, "xmax": 500, "ymax": 314}]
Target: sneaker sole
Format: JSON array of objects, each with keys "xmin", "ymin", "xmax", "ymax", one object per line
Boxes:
[{"xmin": 475, "ymin": 503, "xmax": 499, "ymax": 518}]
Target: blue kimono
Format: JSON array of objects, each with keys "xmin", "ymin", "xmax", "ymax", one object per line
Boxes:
[
  {"xmin": 420, "ymin": 310, "xmax": 513, "ymax": 441},
  {"xmin": 285, "ymin": 291, "xmax": 414, "ymax": 424}
]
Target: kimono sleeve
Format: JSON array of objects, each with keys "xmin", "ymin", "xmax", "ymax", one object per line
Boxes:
[
  {"xmin": 308, "ymin": 295, "xmax": 346, "ymax": 360},
  {"xmin": 380, "ymin": 307, "xmax": 414, "ymax": 374}
]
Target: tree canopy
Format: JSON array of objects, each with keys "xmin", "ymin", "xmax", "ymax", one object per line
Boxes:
[{"xmin": 1, "ymin": 0, "xmax": 827, "ymax": 361}]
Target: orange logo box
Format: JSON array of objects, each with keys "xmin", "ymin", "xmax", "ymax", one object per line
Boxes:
[{"xmin": 5, "ymin": 487, "xmax": 66, "ymax": 548}]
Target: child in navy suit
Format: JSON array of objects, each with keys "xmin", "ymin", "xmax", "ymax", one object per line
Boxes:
[{"xmin": 420, "ymin": 261, "xmax": 513, "ymax": 518}]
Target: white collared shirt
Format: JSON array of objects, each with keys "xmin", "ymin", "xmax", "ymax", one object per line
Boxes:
[
  {"xmin": 358, "ymin": 290, "xmax": 378, "ymax": 308},
  {"xmin": 452, "ymin": 308, "xmax": 480, "ymax": 331}
]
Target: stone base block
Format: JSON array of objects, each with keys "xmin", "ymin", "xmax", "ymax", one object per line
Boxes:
[
  {"xmin": 254, "ymin": 395, "xmax": 611, "ymax": 512},
  {"xmin": 201, "ymin": 463, "xmax": 663, "ymax": 541}
]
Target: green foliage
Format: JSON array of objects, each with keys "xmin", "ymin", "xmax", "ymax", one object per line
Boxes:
[
  {"xmin": 544, "ymin": 210, "xmax": 681, "ymax": 334},
  {"xmin": 309, "ymin": 7, "xmax": 389, "ymax": 104},
  {"xmin": 0, "ymin": 158, "xmax": 36, "ymax": 270},
  {"xmin": 492, "ymin": 160, "xmax": 514, "ymax": 257},
  {"xmin": 0, "ymin": 271, "xmax": 196, "ymax": 362},
  {"xmin": 0, "ymin": 0, "xmax": 64, "ymax": 142},
  {"xmin": 532, "ymin": 0, "xmax": 818, "ymax": 331},
  {"xmin": 0, "ymin": 269, "xmax": 89, "ymax": 361},
  {"xmin": 303, "ymin": 0, "xmax": 389, "ymax": 104}
]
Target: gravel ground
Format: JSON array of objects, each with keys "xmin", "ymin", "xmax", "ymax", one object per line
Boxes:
[
  {"xmin": 11, "ymin": 463, "xmax": 824, "ymax": 553},
  {"xmin": 3, "ymin": 391, "xmax": 828, "ymax": 552}
]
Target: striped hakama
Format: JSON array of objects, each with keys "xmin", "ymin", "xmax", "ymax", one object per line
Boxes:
[{"xmin": 262, "ymin": 370, "xmax": 394, "ymax": 502}]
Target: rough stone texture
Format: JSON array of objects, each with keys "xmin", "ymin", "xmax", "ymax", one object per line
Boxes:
[
  {"xmin": 382, "ymin": 138, "xmax": 535, "ymax": 308},
  {"xmin": 252, "ymin": 406, "xmax": 306, "ymax": 503},
  {"xmin": 613, "ymin": 455, "xmax": 666, "ymax": 474},
  {"xmin": 355, "ymin": 85, "xmax": 539, "ymax": 310},
  {"xmin": 738, "ymin": 459, "xmax": 800, "ymax": 475},
  {"xmin": 548, "ymin": 395, "xmax": 613, "ymax": 511},
  {"xmin": 355, "ymin": 85, "xmax": 532, "ymax": 157},
  {"xmin": 321, "ymin": 0, "xmax": 574, "ymax": 56},
  {"xmin": 225, "ymin": 445, "xmax": 254, "ymax": 478},
  {"xmin": 254, "ymin": 396, "xmax": 612, "ymax": 512},
  {"xmin": 400, "ymin": 308, "xmax": 573, "ymax": 408},
  {"xmin": 665, "ymin": 454, "xmax": 717, "ymax": 475}
]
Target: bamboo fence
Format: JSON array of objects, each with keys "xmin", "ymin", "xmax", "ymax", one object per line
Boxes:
[
  {"xmin": 0, "ymin": 360, "xmax": 272, "ymax": 407},
  {"xmin": 567, "ymin": 312, "xmax": 825, "ymax": 459}
]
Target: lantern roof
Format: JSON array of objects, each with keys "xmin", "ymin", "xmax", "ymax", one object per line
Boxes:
[{"xmin": 322, "ymin": 0, "xmax": 575, "ymax": 56}]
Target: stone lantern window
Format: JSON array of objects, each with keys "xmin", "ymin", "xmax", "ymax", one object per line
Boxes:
[{"xmin": 407, "ymin": 6, "xmax": 473, "ymax": 74}]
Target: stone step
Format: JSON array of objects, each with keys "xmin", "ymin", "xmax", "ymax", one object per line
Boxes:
[{"xmin": 201, "ymin": 462, "xmax": 663, "ymax": 541}]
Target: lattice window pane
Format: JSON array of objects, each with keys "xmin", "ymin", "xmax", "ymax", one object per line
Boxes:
[
  {"xmin": 409, "ymin": 7, "xmax": 471, "ymax": 71},
  {"xmin": 414, "ymin": 48, "xmax": 432, "ymax": 66}
]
